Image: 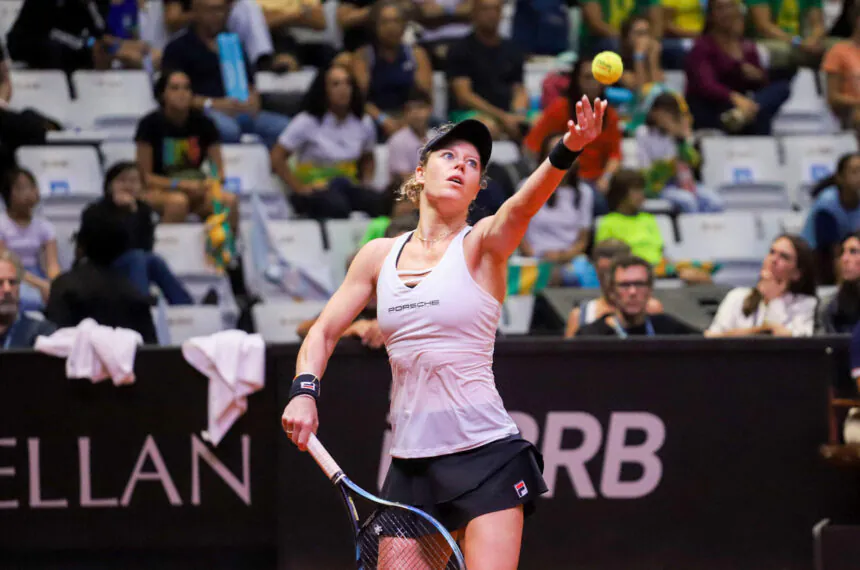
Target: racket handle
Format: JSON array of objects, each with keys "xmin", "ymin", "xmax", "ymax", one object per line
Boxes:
[{"xmin": 306, "ymin": 433, "xmax": 343, "ymax": 482}]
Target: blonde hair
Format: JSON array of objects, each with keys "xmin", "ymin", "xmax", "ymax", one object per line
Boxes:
[
  {"xmin": 0, "ymin": 249, "xmax": 24, "ymax": 281},
  {"xmin": 397, "ymin": 123, "xmax": 489, "ymax": 204}
]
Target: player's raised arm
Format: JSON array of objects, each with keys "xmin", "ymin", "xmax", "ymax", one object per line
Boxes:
[
  {"xmin": 283, "ymin": 238, "xmax": 387, "ymax": 450},
  {"xmin": 477, "ymin": 96, "xmax": 607, "ymax": 260}
]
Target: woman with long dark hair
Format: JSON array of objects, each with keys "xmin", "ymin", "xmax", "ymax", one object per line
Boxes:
[
  {"xmin": 351, "ymin": 0, "xmax": 433, "ymax": 140},
  {"xmin": 817, "ymin": 231, "xmax": 860, "ymax": 333},
  {"xmin": 524, "ymin": 57, "xmax": 622, "ymax": 213},
  {"xmin": 684, "ymin": 0, "xmax": 791, "ymax": 134},
  {"xmin": 707, "ymin": 234, "xmax": 818, "ymax": 337},
  {"xmin": 801, "ymin": 152, "xmax": 860, "ymax": 284},
  {"xmin": 271, "ymin": 63, "xmax": 392, "ymax": 219}
]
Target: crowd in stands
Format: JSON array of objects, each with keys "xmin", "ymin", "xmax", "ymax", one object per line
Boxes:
[{"xmin": 1, "ymin": 0, "xmax": 860, "ymax": 360}]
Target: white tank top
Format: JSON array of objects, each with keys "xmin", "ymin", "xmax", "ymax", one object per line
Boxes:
[{"xmin": 376, "ymin": 227, "xmax": 519, "ymax": 459}]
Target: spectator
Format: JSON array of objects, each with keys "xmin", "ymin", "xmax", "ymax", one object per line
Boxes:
[
  {"xmin": 822, "ymin": 3, "xmax": 860, "ymax": 129},
  {"xmin": 0, "ymin": 250, "xmax": 56, "ymax": 349},
  {"xmin": 525, "ymin": 57, "xmax": 622, "ymax": 214},
  {"xmin": 45, "ymin": 230, "xmax": 158, "ymax": 345},
  {"xmin": 337, "ymin": 0, "xmax": 390, "ymax": 55},
  {"xmin": 0, "ymin": 38, "xmax": 61, "ymax": 173},
  {"xmin": 576, "ymin": 254, "xmax": 699, "ymax": 336},
  {"xmin": 352, "ymin": 1, "xmax": 434, "ymax": 141},
  {"xmin": 685, "ymin": 0, "xmax": 790, "ymax": 135},
  {"xmin": 161, "ymin": 0, "xmax": 290, "ymax": 148},
  {"xmin": 579, "ymin": 0, "xmax": 662, "ymax": 56},
  {"xmin": 135, "ymin": 69, "xmax": 238, "ymax": 229},
  {"xmin": 0, "ymin": 168, "xmax": 61, "ymax": 313},
  {"xmin": 636, "ymin": 92, "xmax": 724, "ymax": 212},
  {"xmin": 801, "ymin": 152, "xmax": 860, "ymax": 284},
  {"xmin": 387, "ymin": 88, "xmax": 434, "ymax": 189},
  {"xmin": 519, "ymin": 134, "xmax": 594, "ymax": 286},
  {"xmin": 662, "ymin": 0, "xmax": 705, "ymax": 44},
  {"xmin": 565, "ymin": 239, "xmax": 665, "ymax": 336},
  {"xmin": 594, "ymin": 169, "xmax": 713, "ymax": 283},
  {"xmin": 618, "ymin": 15, "xmax": 665, "ymax": 95},
  {"xmin": 748, "ymin": 0, "xmax": 833, "ymax": 71},
  {"xmin": 706, "ymin": 234, "xmax": 818, "ymax": 337},
  {"xmin": 415, "ymin": 0, "xmax": 475, "ymax": 69},
  {"xmin": 446, "ymin": 0, "xmax": 529, "ymax": 140},
  {"xmin": 817, "ymin": 231, "xmax": 860, "ymax": 333},
  {"xmin": 7, "ymin": 0, "xmax": 149, "ymax": 73},
  {"xmin": 258, "ymin": 0, "xmax": 332, "ymax": 70},
  {"xmin": 271, "ymin": 63, "xmax": 392, "ymax": 219},
  {"xmin": 512, "ymin": 0, "xmax": 573, "ymax": 57},
  {"xmin": 77, "ymin": 162, "xmax": 193, "ymax": 306}
]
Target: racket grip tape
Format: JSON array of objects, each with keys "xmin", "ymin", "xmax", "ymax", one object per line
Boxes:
[{"xmin": 306, "ymin": 433, "xmax": 343, "ymax": 482}]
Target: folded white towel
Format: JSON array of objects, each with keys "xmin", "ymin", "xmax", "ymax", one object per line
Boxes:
[
  {"xmin": 34, "ymin": 318, "xmax": 142, "ymax": 386},
  {"xmin": 181, "ymin": 330, "xmax": 265, "ymax": 446}
]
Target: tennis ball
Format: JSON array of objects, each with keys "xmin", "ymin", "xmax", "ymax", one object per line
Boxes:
[{"xmin": 592, "ymin": 51, "xmax": 623, "ymax": 85}]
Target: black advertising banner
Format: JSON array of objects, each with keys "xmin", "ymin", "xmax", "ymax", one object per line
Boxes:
[
  {"xmin": 276, "ymin": 339, "xmax": 860, "ymax": 570},
  {"xmin": 1, "ymin": 340, "xmax": 859, "ymax": 570},
  {"xmin": 0, "ymin": 349, "xmax": 277, "ymax": 568}
]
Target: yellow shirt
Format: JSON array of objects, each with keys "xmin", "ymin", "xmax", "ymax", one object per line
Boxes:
[
  {"xmin": 776, "ymin": 0, "xmax": 801, "ymax": 34},
  {"xmin": 662, "ymin": 0, "xmax": 705, "ymax": 34}
]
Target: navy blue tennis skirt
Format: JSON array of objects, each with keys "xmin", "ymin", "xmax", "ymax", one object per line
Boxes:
[{"xmin": 380, "ymin": 433, "xmax": 548, "ymax": 531}]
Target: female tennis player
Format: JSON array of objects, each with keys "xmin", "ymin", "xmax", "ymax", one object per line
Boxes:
[{"xmin": 282, "ymin": 95, "xmax": 607, "ymax": 569}]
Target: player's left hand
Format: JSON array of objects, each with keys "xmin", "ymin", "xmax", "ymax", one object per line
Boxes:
[{"xmin": 563, "ymin": 96, "xmax": 607, "ymax": 152}]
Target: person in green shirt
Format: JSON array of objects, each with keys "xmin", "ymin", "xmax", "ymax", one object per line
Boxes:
[
  {"xmin": 579, "ymin": 0, "xmax": 664, "ymax": 56},
  {"xmin": 595, "ymin": 169, "xmax": 714, "ymax": 283},
  {"xmin": 747, "ymin": 0, "xmax": 836, "ymax": 70}
]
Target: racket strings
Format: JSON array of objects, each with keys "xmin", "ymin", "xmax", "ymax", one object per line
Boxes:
[{"xmin": 357, "ymin": 506, "xmax": 460, "ymax": 569}]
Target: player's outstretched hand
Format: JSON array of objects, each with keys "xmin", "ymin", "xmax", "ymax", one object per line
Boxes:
[
  {"xmin": 563, "ymin": 96, "xmax": 607, "ymax": 152},
  {"xmin": 282, "ymin": 396, "xmax": 319, "ymax": 452}
]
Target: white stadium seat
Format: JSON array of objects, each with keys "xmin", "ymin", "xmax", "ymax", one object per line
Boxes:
[
  {"xmin": 16, "ymin": 146, "xmax": 103, "ymax": 201},
  {"xmin": 152, "ymin": 305, "xmax": 224, "ymax": 346},
  {"xmin": 621, "ymin": 138, "xmax": 640, "ymax": 169},
  {"xmin": 50, "ymin": 218, "xmax": 79, "ymax": 271},
  {"xmin": 372, "ymin": 145, "xmax": 391, "ymax": 191},
  {"xmin": 324, "ymin": 218, "xmax": 372, "ymax": 286},
  {"xmin": 655, "ymin": 215, "xmax": 683, "ymax": 260},
  {"xmin": 780, "ymin": 133, "xmax": 858, "ymax": 207},
  {"xmin": 255, "ymin": 69, "xmax": 317, "ymax": 94},
  {"xmin": 700, "ymin": 136, "xmax": 789, "ymax": 210},
  {"xmin": 490, "ymin": 141, "xmax": 521, "ymax": 166},
  {"xmin": 432, "ymin": 71, "xmax": 448, "ymax": 119},
  {"xmin": 9, "ymin": 70, "xmax": 72, "ymax": 126},
  {"xmin": 677, "ymin": 212, "xmax": 761, "ymax": 285},
  {"xmin": 0, "ymin": 0, "xmax": 22, "ymax": 40},
  {"xmin": 100, "ymin": 142, "xmax": 137, "ymax": 170},
  {"xmin": 773, "ymin": 69, "xmax": 836, "ymax": 135},
  {"xmin": 252, "ymin": 300, "xmax": 329, "ymax": 343},
  {"xmin": 222, "ymin": 143, "xmax": 275, "ymax": 194},
  {"xmin": 153, "ymin": 224, "xmax": 220, "ymax": 278},
  {"xmin": 757, "ymin": 210, "xmax": 809, "ymax": 257},
  {"xmin": 71, "ymin": 70, "xmax": 157, "ymax": 133}
]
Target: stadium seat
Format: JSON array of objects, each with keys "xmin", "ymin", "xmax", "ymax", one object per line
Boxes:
[
  {"xmin": 16, "ymin": 146, "xmax": 104, "ymax": 218},
  {"xmin": 71, "ymin": 70, "xmax": 157, "ymax": 134},
  {"xmin": 524, "ymin": 59, "xmax": 555, "ymax": 103},
  {"xmin": 9, "ymin": 70, "xmax": 72, "ymax": 126},
  {"xmin": 100, "ymin": 142, "xmax": 137, "ymax": 170},
  {"xmin": 222, "ymin": 143, "xmax": 275, "ymax": 194},
  {"xmin": 324, "ymin": 218, "xmax": 372, "ymax": 286},
  {"xmin": 242, "ymin": 218, "xmax": 333, "ymax": 300},
  {"xmin": 490, "ymin": 141, "xmax": 521, "ymax": 166},
  {"xmin": 50, "ymin": 218, "xmax": 79, "ymax": 271},
  {"xmin": 288, "ymin": 0, "xmax": 342, "ymax": 48},
  {"xmin": 757, "ymin": 209, "xmax": 810, "ymax": 257},
  {"xmin": 372, "ymin": 145, "xmax": 391, "ymax": 191},
  {"xmin": 152, "ymin": 305, "xmax": 225, "ymax": 346},
  {"xmin": 772, "ymin": 69, "xmax": 835, "ymax": 135},
  {"xmin": 663, "ymin": 70, "xmax": 686, "ymax": 94},
  {"xmin": 255, "ymin": 69, "xmax": 317, "ymax": 94},
  {"xmin": 153, "ymin": 224, "xmax": 220, "ymax": 278},
  {"xmin": 0, "ymin": 0, "xmax": 22, "ymax": 41},
  {"xmin": 621, "ymin": 138, "xmax": 640, "ymax": 169},
  {"xmin": 499, "ymin": 295, "xmax": 536, "ymax": 335},
  {"xmin": 654, "ymin": 215, "xmax": 682, "ymax": 259},
  {"xmin": 432, "ymin": 71, "xmax": 448, "ymax": 119},
  {"xmin": 780, "ymin": 133, "xmax": 857, "ymax": 207},
  {"xmin": 677, "ymin": 212, "xmax": 761, "ymax": 285},
  {"xmin": 700, "ymin": 136, "xmax": 790, "ymax": 210},
  {"xmin": 252, "ymin": 300, "xmax": 329, "ymax": 343}
]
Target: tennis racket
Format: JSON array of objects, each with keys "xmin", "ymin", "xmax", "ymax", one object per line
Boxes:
[{"xmin": 306, "ymin": 433, "xmax": 467, "ymax": 570}]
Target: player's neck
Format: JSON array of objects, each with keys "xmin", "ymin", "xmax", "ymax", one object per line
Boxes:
[{"xmin": 416, "ymin": 211, "xmax": 467, "ymax": 245}]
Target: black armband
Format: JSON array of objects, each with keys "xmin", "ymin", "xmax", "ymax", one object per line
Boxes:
[
  {"xmin": 548, "ymin": 140, "xmax": 581, "ymax": 171},
  {"xmin": 289, "ymin": 373, "xmax": 320, "ymax": 401}
]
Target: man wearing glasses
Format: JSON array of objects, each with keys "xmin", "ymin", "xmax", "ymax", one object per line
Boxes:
[
  {"xmin": 576, "ymin": 255, "xmax": 700, "ymax": 337},
  {"xmin": 0, "ymin": 250, "xmax": 56, "ymax": 350}
]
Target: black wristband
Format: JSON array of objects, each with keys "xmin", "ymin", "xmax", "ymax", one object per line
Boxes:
[
  {"xmin": 289, "ymin": 373, "xmax": 320, "ymax": 401},
  {"xmin": 548, "ymin": 140, "xmax": 581, "ymax": 171}
]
